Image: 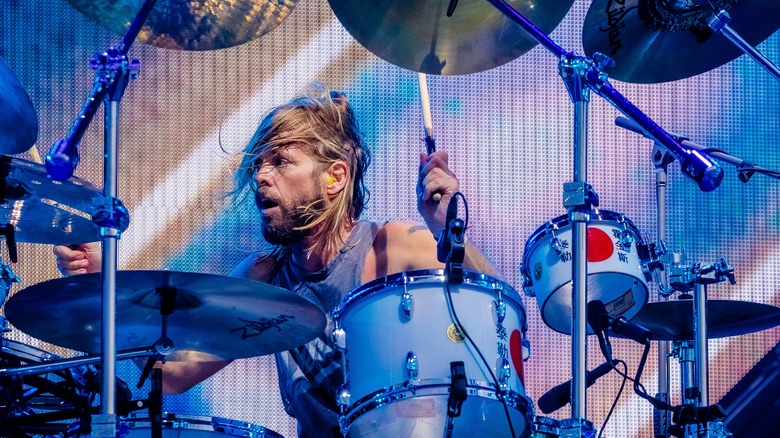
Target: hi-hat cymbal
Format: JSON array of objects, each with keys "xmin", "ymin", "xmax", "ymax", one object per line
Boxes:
[
  {"xmin": 0, "ymin": 56, "xmax": 38, "ymax": 155},
  {"xmin": 616, "ymin": 299, "xmax": 780, "ymax": 341},
  {"xmin": 582, "ymin": 0, "xmax": 780, "ymax": 83},
  {"xmin": 328, "ymin": 0, "xmax": 575, "ymax": 75},
  {"xmin": 5, "ymin": 271, "xmax": 326, "ymax": 361},
  {"xmin": 66, "ymin": 0, "xmax": 299, "ymax": 51},
  {"xmin": 0, "ymin": 155, "xmax": 124, "ymax": 245}
]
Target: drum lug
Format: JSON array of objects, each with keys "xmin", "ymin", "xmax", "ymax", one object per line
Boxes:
[
  {"xmin": 550, "ymin": 237, "xmax": 564, "ymax": 256},
  {"xmin": 332, "ymin": 327, "xmax": 347, "ymax": 351},
  {"xmin": 493, "ymin": 293, "xmax": 506, "ymax": 324},
  {"xmin": 337, "ymin": 383, "xmax": 351, "ymax": 409},
  {"xmin": 619, "ymin": 229, "xmax": 634, "ymax": 252},
  {"xmin": 497, "ymin": 356, "xmax": 511, "ymax": 388},
  {"xmin": 406, "ymin": 351, "xmax": 418, "ymax": 380},
  {"xmin": 401, "ymin": 289, "xmax": 413, "ymax": 319}
]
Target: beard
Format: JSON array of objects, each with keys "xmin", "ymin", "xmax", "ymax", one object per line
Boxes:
[{"xmin": 257, "ymin": 191, "xmax": 325, "ymax": 246}]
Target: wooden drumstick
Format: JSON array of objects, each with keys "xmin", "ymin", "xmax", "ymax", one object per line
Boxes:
[
  {"xmin": 418, "ymin": 72, "xmax": 442, "ymax": 202},
  {"xmin": 27, "ymin": 145, "xmax": 43, "ymax": 164}
]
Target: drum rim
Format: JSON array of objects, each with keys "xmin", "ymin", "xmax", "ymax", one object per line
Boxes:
[
  {"xmin": 522, "ymin": 208, "xmax": 645, "ymax": 262},
  {"xmin": 124, "ymin": 412, "xmax": 281, "ymax": 437},
  {"xmin": 340, "ymin": 379, "xmax": 534, "ymax": 434},
  {"xmin": 335, "ymin": 269, "xmax": 526, "ymax": 318}
]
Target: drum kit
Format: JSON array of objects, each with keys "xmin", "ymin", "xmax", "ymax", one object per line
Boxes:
[{"xmin": 0, "ymin": 0, "xmax": 779, "ymax": 437}]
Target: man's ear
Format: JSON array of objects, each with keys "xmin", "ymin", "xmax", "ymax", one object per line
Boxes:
[{"xmin": 326, "ymin": 161, "xmax": 348, "ymax": 196}]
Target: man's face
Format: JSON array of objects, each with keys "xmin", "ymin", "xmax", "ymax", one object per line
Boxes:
[{"xmin": 253, "ymin": 145, "xmax": 325, "ymax": 245}]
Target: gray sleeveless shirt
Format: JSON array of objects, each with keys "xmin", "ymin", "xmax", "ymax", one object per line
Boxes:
[{"xmin": 267, "ymin": 220, "xmax": 380, "ymax": 437}]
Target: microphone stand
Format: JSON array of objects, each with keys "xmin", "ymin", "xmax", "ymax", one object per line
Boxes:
[
  {"xmin": 54, "ymin": 1, "xmax": 157, "ymax": 435},
  {"xmin": 483, "ymin": 1, "xmax": 726, "ymax": 434}
]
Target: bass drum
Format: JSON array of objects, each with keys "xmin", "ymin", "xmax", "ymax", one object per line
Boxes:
[
  {"xmin": 120, "ymin": 413, "xmax": 284, "ymax": 437},
  {"xmin": 334, "ymin": 269, "xmax": 534, "ymax": 437},
  {"xmin": 521, "ymin": 209, "xmax": 649, "ymax": 334}
]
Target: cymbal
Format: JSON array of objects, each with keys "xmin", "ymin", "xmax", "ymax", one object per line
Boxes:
[
  {"xmin": 66, "ymin": 0, "xmax": 299, "ymax": 51},
  {"xmin": 328, "ymin": 0, "xmax": 575, "ymax": 75},
  {"xmin": 582, "ymin": 0, "xmax": 780, "ymax": 83},
  {"xmin": 0, "ymin": 155, "xmax": 124, "ymax": 245},
  {"xmin": 5, "ymin": 271, "xmax": 326, "ymax": 361},
  {"xmin": 616, "ymin": 299, "xmax": 780, "ymax": 341},
  {"xmin": 0, "ymin": 56, "xmax": 38, "ymax": 155}
]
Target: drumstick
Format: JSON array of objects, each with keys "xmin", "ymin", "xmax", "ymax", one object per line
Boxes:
[
  {"xmin": 27, "ymin": 145, "xmax": 43, "ymax": 164},
  {"xmin": 418, "ymin": 72, "xmax": 442, "ymax": 202}
]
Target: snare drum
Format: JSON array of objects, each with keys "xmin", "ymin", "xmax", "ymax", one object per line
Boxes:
[
  {"xmin": 333, "ymin": 269, "xmax": 534, "ymax": 437},
  {"xmin": 121, "ymin": 413, "xmax": 284, "ymax": 437},
  {"xmin": 521, "ymin": 209, "xmax": 649, "ymax": 334}
]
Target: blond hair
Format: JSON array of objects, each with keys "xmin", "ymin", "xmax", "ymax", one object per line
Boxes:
[{"xmin": 233, "ymin": 83, "xmax": 371, "ymax": 257}]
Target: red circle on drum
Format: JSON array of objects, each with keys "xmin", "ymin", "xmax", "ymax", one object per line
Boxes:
[
  {"xmin": 509, "ymin": 329, "xmax": 525, "ymax": 385},
  {"xmin": 587, "ymin": 227, "xmax": 613, "ymax": 262}
]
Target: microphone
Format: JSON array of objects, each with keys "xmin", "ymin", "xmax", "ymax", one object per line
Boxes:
[
  {"xmin": 45, "ymin": 138, "xmax": 80, "ymax": 181},
  {"xmin": 447, "ymin": 361, "xmax": 467, "ymax": 418},
  {"xmin": 587, "ymin": 300, "xmax": 613, "ymax": 361},
  {"xmin": 538, "ymin": 359, "xmax": 618, "ymax": 414},
  {"xmin": 588, "ymin": 300, "xmax": 652, "ymax": 345},
  {"xmin": 614, "ymin": 116, "xmax": 723, "ymax": 192},
  {"xmin": 437, "ymin": 197, "xmax": 458, "ymax": 263}
]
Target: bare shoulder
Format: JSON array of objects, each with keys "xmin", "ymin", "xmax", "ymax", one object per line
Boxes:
[
  {"xmin": 376, "ymin": 221, "xmax": 442, "ymax": 273},
  {"xmin": 229, "ymin": 251, "xmax": 277, "ymax": 282}
]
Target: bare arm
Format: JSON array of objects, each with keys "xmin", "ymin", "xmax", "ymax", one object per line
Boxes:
[{"xmin": 414, "ymin": 151, "xmax": 501, "ymax": 278}]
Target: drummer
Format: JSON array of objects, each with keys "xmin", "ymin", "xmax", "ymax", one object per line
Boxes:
[{"xmin": 54, "ymin": 83, "xmax": 500, "ymax": 437}]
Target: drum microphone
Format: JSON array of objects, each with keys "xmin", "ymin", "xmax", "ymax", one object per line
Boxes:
[
  {"xmin": 614, "ymin": 116, "xmax": 723, "ymax": 192},
  {"xmin": 436, "ymin": 196, "xmax": 459, "ymax": 263},
  {"xmin": 588, "ymin": 300, "xmax": 652, "ymax": 347},
  {"xmin": 537, "ymin": 359, "xmax": 618, "ymax": 414},
  {"xmin": 46, "ymin": 138, "xmax": 80, "ymax": 181},
  {"xmin": 447, "ymin": 361, "xmax": 467, "ymax": 418}
]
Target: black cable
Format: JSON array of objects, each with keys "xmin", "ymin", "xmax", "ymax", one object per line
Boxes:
[
  {"xmin": 597, "ymin": 359, "xmax": 628, "ymax": 438},
  {"xmin": 442, "ymin": 192, "xmax": 517, "ymax": 437}
]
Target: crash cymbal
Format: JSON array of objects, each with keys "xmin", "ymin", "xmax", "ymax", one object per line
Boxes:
[
  {"xmin": 5, "ymin": 271, "xmax": 326, "ymax": 361},
  {"xmin": 328, "ymin": 0, "xmax": 575, "ymax": 75},
  {"xmin": 0, "ymin": 56, "xmax": 38, "ymax": 155},
  {"xmin": 0, "ymin": 155, "xmax": 126, "ymax": 245},
  {"xmin": 582, "ymin": 0, "xmax": 780, "ymax": 83},
  {"xmin": 616, "ymin": 299, "xmax": 780, "ymax": 341},
  {"xmin": 66, "ymin": 0, "xmax": 299, "ymax": 51}
]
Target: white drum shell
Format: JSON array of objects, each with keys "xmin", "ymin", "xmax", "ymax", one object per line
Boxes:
[
  {"xmin": 522, "ymin": 210, "xmax": 649, "ymax": 334},
  {"xmin": 335, "ymin": 270, "xmax": 532, "ymax": 437}
]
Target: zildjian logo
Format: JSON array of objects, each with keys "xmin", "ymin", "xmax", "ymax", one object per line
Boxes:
[
  {"xmin": 599, "ymin": 0, "xmax": 638, "ymax": 55},
  {"xmin": 230, "ymin": 314, "xmax": 296, "ymax": 340}
]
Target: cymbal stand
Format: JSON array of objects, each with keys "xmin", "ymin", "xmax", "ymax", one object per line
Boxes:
[
  {"xmin": 485, "ymin": 1, "xmax": 725, "ymax": 435},
  {"xmin": 650, "ymin": 144, "xmax": 675, "ymax": 438},
  {"xmin": 705, "ymin": 8, "xmax": 780, "ymax": 82},
  {"xmin": 50, "ymin": 0, "xmax": 157, "ymax": 435},
  {"xmin": 0, "ymin": 225, "xmax": 19, "ymax": 335}
]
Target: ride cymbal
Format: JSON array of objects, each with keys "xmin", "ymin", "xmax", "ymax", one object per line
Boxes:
[
  {"xmin": 0, "ymin": 57, "xmax": 38, "ymax": 155},
  {"xmin": 616, "ymin": 299, "xmax": 780, "ymax": 341},
  {"xmin": 66, "ymin": 0, "xmax": 299, "ymax": 50},
  {"xmin": 5, "ymin": 271, "xmax": 326, "ymax": 361},
  {"xmin": 0, "ymin": 156, "xmax": 124, "ymax": 245},
  {"xmin": 328, "ymin": 0, "xmax": 575, "ymax": 75},
  {"xmin": 582, "ymin": 0, "xmax": 780, "ymax": 83}
]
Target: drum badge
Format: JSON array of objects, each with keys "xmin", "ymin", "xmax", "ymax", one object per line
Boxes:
[
  {"xmin": 533, "ymin": 261, "xmax": 543, "ymax": 281},
  {"xmin": 447, "ymin": 324, "xmax": 465, "ymax": 343}
]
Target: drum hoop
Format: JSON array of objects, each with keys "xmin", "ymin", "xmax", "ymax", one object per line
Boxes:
[
  {"xmin": 522, "ymin": 209, "xmax": 645, "ymax": 263},
  {"xmin": 335, "ymin": 269, "xmax": 525, "ymax": 318},
  {"xmin": 124, "ymin": 413, "xmax": 280, "ymax": 437},
  {"xmin": 341, "ymin": 378, "xmax": 534, "ymax": 431}
]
